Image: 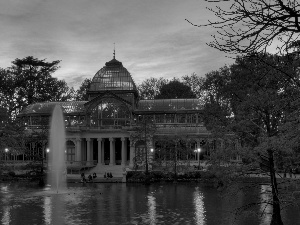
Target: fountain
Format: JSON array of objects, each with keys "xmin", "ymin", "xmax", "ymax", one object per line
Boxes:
[{"xmin": 48, "ymin": 105, "xmax": 67, "ymax": 193}]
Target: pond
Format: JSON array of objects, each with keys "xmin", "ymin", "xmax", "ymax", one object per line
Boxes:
[{"xmin": 0, "ymin": 182, "xmax": 299, "ymax": 225}]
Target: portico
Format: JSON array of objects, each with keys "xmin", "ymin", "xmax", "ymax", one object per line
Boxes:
[{"xmin": 69, "ymin": 136, "xmax": 132, "ymax": 167}]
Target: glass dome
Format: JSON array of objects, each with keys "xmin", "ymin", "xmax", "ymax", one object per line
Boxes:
[{"xmin": 89, "ymin": 57, "xmax": 137, "ymax": 92}]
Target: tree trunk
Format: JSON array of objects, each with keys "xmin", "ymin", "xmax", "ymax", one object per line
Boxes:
[{"xmin": 268, "ymin": 149, "xmax": 283, "ymax": 225}]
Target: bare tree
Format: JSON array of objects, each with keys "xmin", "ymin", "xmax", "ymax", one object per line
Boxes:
[{"xmin": 187, "ymin": 0, "xmax": 300, "ymax": 54}]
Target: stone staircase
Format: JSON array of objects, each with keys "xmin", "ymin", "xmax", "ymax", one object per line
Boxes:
[
  {"xmin": 67, "ymin": 165, "xmax": 131, "ymax": 183},
  {"xmin": 90, "ymin": 164, "xmax": 129, "ymax": 177}
]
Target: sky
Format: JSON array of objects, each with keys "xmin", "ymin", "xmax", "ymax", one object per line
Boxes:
[{"xmin": 0, "ymin": 0, "xmax": 235, "ymax": 89}]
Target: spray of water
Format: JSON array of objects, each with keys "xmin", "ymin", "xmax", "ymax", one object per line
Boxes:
[{"xmin": 48, "ymin": 105, "xmax": 67, "ymax": 192}]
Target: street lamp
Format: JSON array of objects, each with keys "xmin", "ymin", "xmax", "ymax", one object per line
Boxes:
[
  {"xmin": 149, "ymin": 148, "xmax": 154, "ymax": 171},
  {"xmin": 197, "ymin": 148, "xmax": 201, "ymax": 170},
  {"xmin": 46, "ymin": 148, "xmax": 50, "ymax": 169},
  {"xmin": 5, "ymin": 148, "xmax": 9, "ymax": 161},
  {"xmin": 144, "ymin": 120, "xmax": 149, "ymax": 175}
]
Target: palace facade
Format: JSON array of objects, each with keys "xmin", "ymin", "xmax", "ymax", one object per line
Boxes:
[{"xmin": 17, "ymin": 56, "xmax": 241, "ymax": 175}]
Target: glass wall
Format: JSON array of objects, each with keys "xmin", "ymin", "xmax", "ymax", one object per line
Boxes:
[{"xmin": 88, "ymin": 98, "xmax": 131, "ymax": 127}]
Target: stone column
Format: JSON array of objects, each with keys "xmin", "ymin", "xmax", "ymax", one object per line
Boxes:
[
  {"xmin": 121, "ymin": 137, "xmax": 126, "ymax": 166},
  {"xmin": 86, "ymin": 138, "xmax": 91, "ymax": 165},
  {"xmin": 101, "ymin": 140, "xmax": 105, "ymax": 164},
  {"xmin": 76, "ymin": 138, "xmax": 82, "ymax": 163},
  {"xmin": 109, "ymin": 138, "xmax": 115, "ymax": 165},
  {"xmin": 97, "ymin": 138, "xmax": 102, "ymax": 165}
]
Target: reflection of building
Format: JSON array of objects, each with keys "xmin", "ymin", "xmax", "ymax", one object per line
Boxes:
[{"xmin": 17, "ymin": 55, "xmax": 241, "ymax": 175}]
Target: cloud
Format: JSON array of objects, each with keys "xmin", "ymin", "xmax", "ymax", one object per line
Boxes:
[{"xmin": 0, "ymin": 0, "xmax": 234, "ymax": 89}]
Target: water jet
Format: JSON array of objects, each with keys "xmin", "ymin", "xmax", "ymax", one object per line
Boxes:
[{"xmin": 48, "ymin": 105, "xmax": 67, "ymax": 192}]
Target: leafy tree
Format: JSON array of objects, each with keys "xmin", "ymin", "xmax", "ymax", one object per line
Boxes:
[
  {"xmin": 11, "ymin": 56, "xmax": 74, "ymax": 108},
  {"xmin": 130, "ymin": 115, "xmax": 156, "ymax": 175},
  {"xmin": 155, "ymin": 79, "xmax": 197, "ymax": 99},
  {"xmin": 0, "ymin": 121, "xmax": 27, "ymax": 162},
  {"xmin": 0, "ymin": 107, "xmax": 9, "ymax": 130},
  {"xmin": 202, "ymin": 66, "xmax": 232, "ymax": 133},
  {"xmin": 137, "ymin": 77, "xmax": 169, "ymax": 100},
  {"xmin": 0, "ymin": 69, "xmax": 17, "ymax": 121},
  {"xmin": 187, "ymin": 2, "xmax": 300, "ymax": 222},
  {"xmin": 202, "ymin": 53, "xmax": 300, "ymax": 225},
  {"xmin": 0, "ymin": 56, "xmax": 74, "ymax": 121},
  {"xmin": 24, "ymin": 126, "xmax": 49, "ymax": 178},
  {"xmin": 0, "ymin": 56, "xmax": 73, "ymax": 173},
  {"xmin": 75, "ymin": 78, "xmax": 92, "ymax": 101},
  {"xmin": 181, "ymin": 72, "xmax": 205, "ymax": 100},
  {"xmin": 187, "ymin": 0, "xmax": 300, "ymax": 54},
  {"xmin": 154, "ymin": 136, "xmax": 194, "ymax": 181}
]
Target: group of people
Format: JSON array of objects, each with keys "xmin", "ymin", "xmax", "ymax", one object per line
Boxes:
[
  {"xmin": 104, "ymin": 172, "xmax": 113, "ymax": 178},
  {"xmin": 81, "ymin": 172, "xmax": 97, "ymax": 182},
  {"xmin": 80, "ymin": 172, "xmax": 114, "ymax": 182}
]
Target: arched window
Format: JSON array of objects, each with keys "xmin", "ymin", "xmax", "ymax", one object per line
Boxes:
[{"xmin": 89, "ymin": 98, "xmax": 131, "ymax": 127}]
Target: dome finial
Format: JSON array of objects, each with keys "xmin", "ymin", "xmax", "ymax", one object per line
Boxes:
[{"xmin": 113, "ymin": 43, "xmax": 115, "ymax": 59}]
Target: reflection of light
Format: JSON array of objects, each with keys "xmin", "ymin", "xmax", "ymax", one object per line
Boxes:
[
  {"xmin": 193, "ymin": 187, "xmax": 206, "ymax": 225},
  {"xmin": 44, "ymin": 196, "xmax": 52, "ymax": 225},
  {"xmin": 147, "ymin": 194, "xmax": 157, "ymax": 225},
  {"xmin": 1, "ymin": 186, "xmax": 11, "ymax": 225},
  {"xmin": 1, "ymin": 186, "xmax": 8, "ymax": 192},
  {"xmin": 260, "ymin": 185, "xmax": 272, "ymax": 224},
  {"xmin": 1, "ymin": 206, "xmax": 11, "ymax": 225}
]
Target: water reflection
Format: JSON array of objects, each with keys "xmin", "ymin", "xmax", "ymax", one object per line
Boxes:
[
  {"xmin": 0, "ymin": 183, "xmax": 299, "ymax": 225},
  {"xmin": 147, "ymin": 193, "xmax": 157, "ymax": 225},
  {"xmin": 1, "ymin": 185, "xmax": 11, "ymax": 225},
  {"xmin": 193, "ymin": 187, "xmax": 206, "ymax": 225},
  {"xmin": 1, "ymin": 206, "xmax": 11, "ymax": 225},
  {"xmin": 260, "ymin": 185, "xmax": 272, "ymax": 225},
  {"xmin": 1, "ymin": 186, "xmax": 8, "ymax": 193},
  {"xmin": 43, "ymin": 197, "xmax": 52, "ymax": 225},
  {"xmin": 43, "ymin": 194, "xmax": 65, "ymax": 225}
]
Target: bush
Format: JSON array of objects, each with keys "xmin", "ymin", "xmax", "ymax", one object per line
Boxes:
[
  {"xmin": 126, "ymin": 171, "xmax": 145, "ymax": 181},
  {"xmin": 127, "ymin": 170, "xmax": 220, "ymax": 182},
  {"xmin": 8, "ymin": 171, "xmax": 15, "ymax": 177},
  {"xmin": 199, "ymin": 171, "xmax": 216, "ymax": 179}
]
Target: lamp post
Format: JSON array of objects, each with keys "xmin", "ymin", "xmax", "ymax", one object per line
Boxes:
[
  {"xmin": 5, "ymin": 148, "xmax": 8, "ymax": 161},
  {"xmin": 46, "ymin": 148, "xmax": 50, "ymax": 170},
  {"xmin": 150, "ymin": 148, "xmax": 153, "ymax": 171},
  {"xmin": 197, "ymin": 148, "xmax": 201, "ymax": 170},
  {"xmin": 144, "ymin": 119, "xmax": 149, "ymax": 175}
]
